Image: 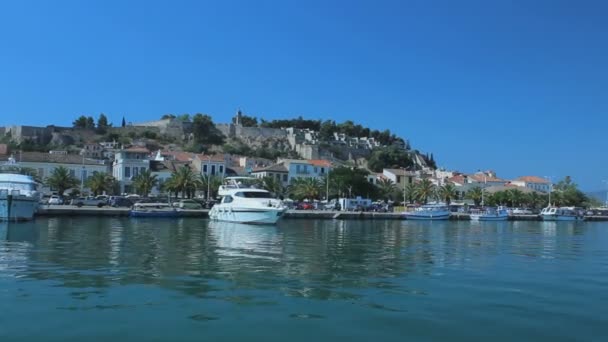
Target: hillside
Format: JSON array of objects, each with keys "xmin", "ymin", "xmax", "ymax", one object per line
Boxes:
[{"xmin": 0, "ymin": 111, "xmax": 437, "ymax": 172}]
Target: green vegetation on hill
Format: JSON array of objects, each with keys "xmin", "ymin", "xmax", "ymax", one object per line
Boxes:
[{"xmin": 367, "ymin": 146, "xmax": 414, "ymax": 172}]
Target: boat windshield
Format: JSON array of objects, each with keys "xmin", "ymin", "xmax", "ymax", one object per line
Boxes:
[
  {"xmin": 234, "ymin": 191, "xmax": 273, "ymax": 199},
  {"xmin": 0, "ymin": 181, "xmax": 36, "ymax": 191}
]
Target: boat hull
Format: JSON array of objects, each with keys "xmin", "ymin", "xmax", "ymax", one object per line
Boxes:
[
  {"xmin": 209, "ymin": 207, "xmax": 285, "ymax": 224},
  {"xmin": 129, "ymin": 210, "xmax": 179, "ymax": 218},
  {"xmin": 0, "ymin": 195, "xmax": 38, "ymax": 221},
  {"xmin": 471, "ymin": 214, "xmax": 509, "ymax": 221},
  {"xmin": 541, "ymin": 215, "xmax": 582, "ymax": 222},
  {"xmin": 404, "ymin": 211, "xmax": 451, "ymax": 220}
]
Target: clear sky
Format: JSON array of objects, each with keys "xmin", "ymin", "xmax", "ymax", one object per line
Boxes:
[{"xmin": 0, "ymin": 0, "xmax": 606, "ymax": 190}]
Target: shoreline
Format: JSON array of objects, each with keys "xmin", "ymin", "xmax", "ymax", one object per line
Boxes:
[{"xmin": 33, "ymin": 205, "xmax": 608, "ymax": 221}]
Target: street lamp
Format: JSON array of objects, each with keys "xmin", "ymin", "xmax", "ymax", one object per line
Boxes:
[
  {"xmin": 602, "ymin": 180, "xmax": 608, "ymax": 208},
  {"xmin": 206, "ymin": 155, "xmax": 211, "ymax": 201},
  {"xmin": 80, "ymin": 149, "xmax": 85, "ymax": 193},
  {"xmin": 544, "ymin": 176, "xmax": 553, "ymax": 206},
  {"xmin": 401, "ymin": 168, "xmax": 406, "ymax": 207}
]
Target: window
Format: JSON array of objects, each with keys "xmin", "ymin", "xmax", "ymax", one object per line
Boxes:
[
  {"xmin": 219, "ymin": 165, "xmax": 224, "ymax": 173},
  {"xmin": 83, "ymin": 170, "xmax": 88, "ymax": 180},
  {"xmin": 283, "ymin": 174, "xmax": 288, "ymax": 182},
  {"xmin": 314, "ymin": 167, "xmax": 318, "ymax": 173},
  {"xmin": 397, "ymin": 176, "xmax": 401, "ymax": 183},
  {"xmin": 211, "ymin": 165, "xmax": 216, "ymax": 175},
  {"xmin": 133, "ymin": 167, "xmax": 139, "ymax": 177},
  {"xmin": 203, "ymin": 165, "xmax": 207, "ymax": 173},
  {"xmin": 222, "ymin": 196, "xmax": 234, "ymax": 203},
  {"xmin": 296, "ymin": 165, "xmax": 301, "ymax": 173},
  {"xmin": 276, "ymin": 174, "xmax": 281, "ymax": 180},
  {"xmin": 125, "ymin": 167, "xmax": 131, "ymax": 178},
  {"xmin": 240, "ymin": 191, "xmax": 273, "ymax": 198},
  {"xmin": 321, "ymin": 167, "xmax": 325, "ymax": 174}
]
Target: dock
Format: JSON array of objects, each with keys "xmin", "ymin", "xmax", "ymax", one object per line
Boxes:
[{"xmin": 34, "ymin": 205, "xmax": 608, "ymax": 221}]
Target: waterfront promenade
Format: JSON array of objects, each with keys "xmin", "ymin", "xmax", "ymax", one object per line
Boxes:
[{"xmin": 35, "ymin": 205, "xmax": 608, "ymax": 221}]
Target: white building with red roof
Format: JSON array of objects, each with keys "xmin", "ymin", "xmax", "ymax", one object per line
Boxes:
[{"xmin": 510, "ymin": 176, "xmax": 552, "ymax": 193}]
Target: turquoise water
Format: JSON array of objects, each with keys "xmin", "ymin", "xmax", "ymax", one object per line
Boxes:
[{"xmin": 1, "ymin": 218, "xmax": 607, "ymax": 341}]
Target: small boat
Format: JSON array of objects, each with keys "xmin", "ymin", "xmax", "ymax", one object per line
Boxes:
[
  {"xmin": 129, "ymin": 202, "xmax": 179, "ymax": 218},
  {"xmin": 540, "ymin": 206, "xmax": 584, "ymax": 221},
  {"xmin": 404, "ymin": 204, "xmax": 451, "ymax": 220},
  {"xmin": 0, "ymin": 173, "xmax": 39, "ymax": 221},
  {"xmin": 470, "ymin": 206, "xmax": 509, "ymax": 221},
  {"xmin": 209, "ymin": 177, "xmax": 286, "ymax": 224}
]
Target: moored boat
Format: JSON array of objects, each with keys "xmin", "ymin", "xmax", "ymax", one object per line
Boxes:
[
  {"xmin": 129, "ymin": 202, "xmax": 179, "ymax": 218},
  {"xmin": 0, "ymin": 173, "xmax": 39, "ymax": 221},
  {"xmin": 470, "ymin": 206, "xmax": 509, "ymax": 221},
  {"xmin": 540, "ymin": 206, "xmax": 584, "ymax": 221},
  {"xmin": 209, "ymin": 177, "xmax": 286, "ymax": 224},
  {"xmin": 404, "ymin": 204, "xmax": 451, "ymax": 220}
]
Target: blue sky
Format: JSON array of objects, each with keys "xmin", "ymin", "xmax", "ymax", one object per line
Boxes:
[{"xmin": 0, "ymin": 0, "xmax": 606, "ymax": 190}]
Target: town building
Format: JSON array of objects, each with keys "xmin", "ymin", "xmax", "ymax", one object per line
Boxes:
[
  {"xmin": 112, "ymin": 147, "xmax": 151, "ymax": 194},
  {"xmin": 251, "ymin": 163, "xmax": 289, "ymax": 186},
  {"xmin": 510, "ymin": 176, "xmax": 552, "ymax": 193},
  {"xmin": 383, "ymin": 169, "xmax": 417, "ymax": 188},
  {"xmin": 279, "ymin": 159, "xmax": 332, "ymax": 183},
  {"xmin": 0, "ymin": 151, "xmax": 109, "ymax": 194},
  {"xmin": 193, "ymin": 154, "xmax": 227, "ymax": 178}
]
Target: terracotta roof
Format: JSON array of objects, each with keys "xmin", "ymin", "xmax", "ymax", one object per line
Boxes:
[
  {"xmin": 162, "ymin": 151, "xmax": 195, "ymax": 162},
  {"xmin": 447, "ymin": 175, "xmax": 466, "ymax": 185},
  {"xmin": 308, "ymin": 159, "xmax": 332, "ymax": 167},
  {"xmin": 516, "ymin": 176, "xmax": 550, "ymax": 184},
  {"xmin": 0, "ymin": 152, "xmax": 106, "ymax": 166},
  {"xmin": 252, "ymin": 163, "xmax": 288, "ymax": 173},
  {"xmin": 469, "ymin": 174, "xmax": 506, "ymax": 183},
  {"xmin": 195, "ymin": 154, "xmax": 226, "ymax": 163}
]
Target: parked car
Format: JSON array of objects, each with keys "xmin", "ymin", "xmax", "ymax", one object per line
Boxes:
[
  {"xmin": 512, "ymin": 208, "xmax": 533, "ymax": 215},
  {"xmin": 48, "ymin": 195, "xmax": 63, "ymax": 205},
  {"xmin": 70, "ymin": 197, "xmax": 107, "ymax": 207},
  {"xmin": 297, "ymin": 202, "xmax": 315, "ymax": 210},
  {"xmin": 110, "ymin": 196, "xmax": 133, "ymax": 208},
  {"xmin": 172, "ymin": 199, "xmax": 203, "ymax": 210}
]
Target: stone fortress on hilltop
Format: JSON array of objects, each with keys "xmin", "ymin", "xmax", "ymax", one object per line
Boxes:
[{"xmin": 0, "ymin": 109, "xmax": 430, "ymax": 169}]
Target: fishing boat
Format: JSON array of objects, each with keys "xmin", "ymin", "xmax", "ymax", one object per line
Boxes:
[
  {"xmin": 404, "ymin": 204, "xmax": 451, "ymax": 220},
  {"xmin": 540, "ymin": 206, "xmax": 584, "ymax": 221},
  {"xmin": 129, "ymin": 202, "xmax": 179, "ymax": 218},
  {"xmin": 209, "ymin": 177, "xmax": 286, "ymax": 224},
  {"xmin": 0, "ymin": 173, "xmax": 39, "ymax": 221},
  {"xmin": 470, "ymin": 206, "xmax": 509, "ymax": 221}
]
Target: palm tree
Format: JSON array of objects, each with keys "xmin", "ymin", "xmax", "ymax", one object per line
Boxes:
[
  {"xmin": 414, "ymin": 179, "xmax": 435, "ymax": 204},
  {"xmin": 438, "ymin": 183, "xmax": 457, "ymax": 205},
  {"xmin": 376, "ymin": 178, "xmax": 397, "ymax": 201},
  {"xmin": 45, "ymin": 166, "xmax": 78, "ymax": 197},
  {"xmin": 165, "ymin": 166, "xmax": 200, "ymax": 198},
  {"xmin": 289, "ymin": 177, "xmax": 322, "ymax": 201},
  {"xmin": 467, "ymin": 186, "xmax": 484, "ymax": 206},
  {"xmin": 404, "ymin": 183, "xmax": 417, "ymax": 204},
  {"xmin": 259, "ymin": 176, "xmax": 286, "ymax": 198},
  {"xmin": 199, "ymin": 174, "xmax": 222, "ymax": 199},
  {"xmin": 506, "ymin": 189, "xmax": 525, "ymax": 207},
  {"xmin": 132, "ymin": 170, "xmax": 158, "ymax": 197},
  {"xmin": 86, "ymin": 172, "xmax": 115, "ymax": 196}
]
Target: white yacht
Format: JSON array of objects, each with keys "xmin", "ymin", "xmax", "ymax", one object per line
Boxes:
[
  {"xmin": 404, "ymin": 204, "xmax": 451, "ymax": 220},
  {"xmin": 540, "ymin": 206, "xmax": 584, "ymax": 221},
  {"xmin": 209, "ymin": 177, "xmax": 286, "ymax": 224},
  {"xmin": 0, "ymin": 173, "xmax": 40, "ymax": 221},
  {"xmin": 470, "ymin": 206, "xmax": 509, "ymax": 221}
]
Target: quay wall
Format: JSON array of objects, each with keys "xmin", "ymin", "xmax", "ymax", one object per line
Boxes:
[{"xmin": 34, "ymin": 206, "xmax": 608, "ymax": 221}]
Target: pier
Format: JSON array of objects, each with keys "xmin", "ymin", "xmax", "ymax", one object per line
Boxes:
[{"xmin": 34, "ymin": 205, "xmax": 608, "ymax": 221}]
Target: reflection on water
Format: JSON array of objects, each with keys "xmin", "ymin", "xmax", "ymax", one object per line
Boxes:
[{"xmin": 0, "ymin": 218, "xmax": 607, "ymax": 341}]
